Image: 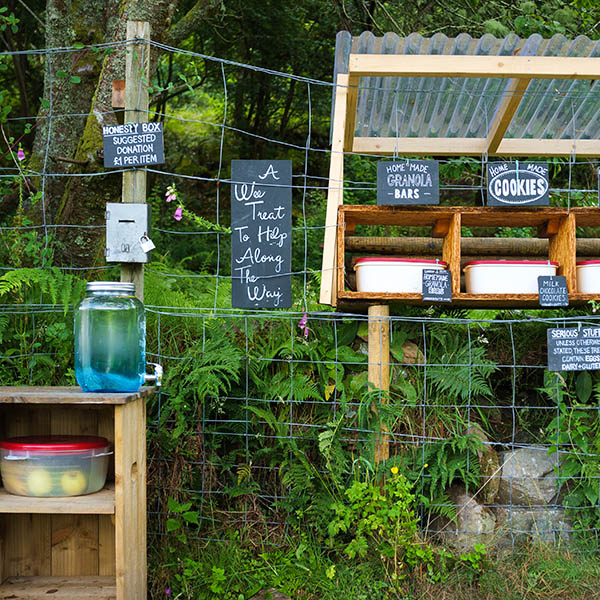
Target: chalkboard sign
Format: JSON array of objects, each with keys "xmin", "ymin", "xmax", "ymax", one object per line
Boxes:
[
  {"xmin": 487, "ymin": 162, "xmax": 549, "ymax": 206},
  {"xmin": 103, "ymin": 122, "xmax": 165, "ymax": 168},
  {"xmin": 231, "ymin": 160, "xmax": 292, "ymax": 309},
  {"xmin": 547, "ymin": 327, "xmax": 600, "ymax": 371},
  {"xmin": 377, "ymin": 160, "xmax": 439, "ymax": 205},
  {"xmin": 538, "ymin": 276, "xmax": 568, "ymax": 307},
  {"xmin": 422, "ymin": 269, "xmax": 452, "ymax": 302}
]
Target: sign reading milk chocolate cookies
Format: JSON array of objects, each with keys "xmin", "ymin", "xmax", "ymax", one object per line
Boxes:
[
  {"xmin": 230, "ymin": 160, "xmax": 292, "ymax": 309},
  {"xmin": 487, "ymin": 162, "xmax": 549, "ymax": 206},
  {"xmin": 377, "ymin": 160, "xmax": 439, "ymax": 205}
]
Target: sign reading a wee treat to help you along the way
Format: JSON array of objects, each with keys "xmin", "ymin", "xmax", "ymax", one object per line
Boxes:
[
  {"xmin": 102, "ymin": 122, "xmax": 165, "ymax": 168},
  {"xmin": 231, "ymin": 160, "xmax": 292, "ymax": 309},
  {"xmin": 377, "ymin": 160, "xmax": 439, "ymax": 205},
  {"xmin": 487, "ymin": 162, "xmax": 549, "ymax": 206}
]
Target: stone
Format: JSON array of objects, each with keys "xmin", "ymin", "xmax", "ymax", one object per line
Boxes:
[
  {"xmin": 467, "ymin": 425, "xmax": 500, "ymax": 505},
  {"xmin": 439, "ymin": 485, "xmax": 496, "ymax": 551},
  {"xmin": 493, "ymin": 506, "xmax": 571, "ymax": 548},
  {"xmin": 497, "ymin": 447, "xmax": 560, "ymax": 505}
]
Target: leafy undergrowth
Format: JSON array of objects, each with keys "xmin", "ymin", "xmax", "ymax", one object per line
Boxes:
[{"xmin": 150, "ymin": 530, "xmax": 600, "ymax": 600}]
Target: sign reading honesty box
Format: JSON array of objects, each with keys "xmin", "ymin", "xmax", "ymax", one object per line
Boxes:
[
  {"xmin": 487, "ymin": 162, "xmax": 549, "ymax": 206},
  {"xmin": 547, "ymin": 327, "xmax": 600, "ymax": 371},
  {"xmin": 377, "ymin": 160, "xmax": 439, "ymax": 205},
  {"xmin": 102, "ymin": 122, "xmax": 165, "ymax": 168}
]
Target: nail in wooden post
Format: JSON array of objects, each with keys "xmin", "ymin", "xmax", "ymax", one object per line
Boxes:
[{"xmin": 368, "ymin": 304, "xmax": 390, "ymax": 463}]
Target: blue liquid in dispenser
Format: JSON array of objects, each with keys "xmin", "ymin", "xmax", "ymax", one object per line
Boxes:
[{"xmin": 75, "ymin": 282, "xmax": 146, "ymax": 393}]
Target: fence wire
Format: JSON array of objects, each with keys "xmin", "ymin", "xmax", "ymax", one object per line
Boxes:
[{"xmin": 1, "ymin": 37, "xmax": 600, "ymax": 556}]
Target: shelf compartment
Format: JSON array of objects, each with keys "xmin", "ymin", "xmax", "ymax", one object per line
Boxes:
[
  {"xmin": 0, "ymin": 575, "xmax": 115, "ymax": 599},
  {"xmin": 0, "ymin": 484, "xmax": 115, "ymax": 514},
  {"xmin": 338, "ymin": 205, "xmax": 600, "ymax": 307}
]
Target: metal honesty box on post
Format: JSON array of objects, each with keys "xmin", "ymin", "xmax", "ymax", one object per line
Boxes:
[{"xmin": 105, "ymin": 202, "xmax": 152, "ymax": 263}]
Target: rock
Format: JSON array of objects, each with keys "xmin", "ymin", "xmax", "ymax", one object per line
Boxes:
[
  {"xmin": 467, "ymin": 425, "xmax": 500, "ymax": 505},
  {"xmin": 249, "ymin": 590, "xmax": 291, "ymax": 600},
  {"xmin": 440, "ymin": 485, "xmax": 496, "ymax": 552},
  {"xmin": 493, "ymin": 506, "xmax": 571, "ymax": 548},
  {"xmin": 497, "ymin": 447, "xmax": 560, "ymax": 505}
]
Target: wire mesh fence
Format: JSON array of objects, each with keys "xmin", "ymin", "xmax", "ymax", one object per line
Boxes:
[{"xmin": 2, "ymin": 34, "xmax": 600, "ymax": 556}]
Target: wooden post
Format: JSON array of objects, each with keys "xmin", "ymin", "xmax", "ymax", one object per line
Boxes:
[
  {"xmin": 120, "ymin": 21, "xmax": 150, "ymax": 302},
  {"xmin": 368, "ymin": 304, "xmax": 390, "ymax": 463}
]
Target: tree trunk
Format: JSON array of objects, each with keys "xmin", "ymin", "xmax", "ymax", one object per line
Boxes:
[{"xmin": 30, "ymin": 0, "xmax": 213, "ymax": 267}]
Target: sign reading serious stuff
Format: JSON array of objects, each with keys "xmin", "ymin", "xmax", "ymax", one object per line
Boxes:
[
  {"xmin": 547, "ymin": 327, "xmax": 600, "ymax": 371},
  {"xmin": 102, "ymin": 122, "xmax": 165, "ymax": 168},
  {"xmin": 487, "ymin": 162, "xmax": 549, "ymax": 206},
  {"xmin": 377, "ymin": 160, "xmax": 439, "ymax": 205},
  {"xmin": 230, "ymin": 160, "xmax": 292, "ymax": 309}
]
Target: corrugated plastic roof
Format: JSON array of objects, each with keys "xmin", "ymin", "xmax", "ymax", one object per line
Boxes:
[{"xmin": 333, "ymin": 31, "xmax": 600, "ymax": 142}]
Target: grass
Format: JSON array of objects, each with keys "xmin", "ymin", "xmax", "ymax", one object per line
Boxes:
[{"xmin": 149, "ymin": 528, "xmax": 600, "ymax": 600}]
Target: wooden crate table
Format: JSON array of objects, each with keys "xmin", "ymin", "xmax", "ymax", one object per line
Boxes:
[{"xmin": 0, "ymin": 386, "xmax": 154, "ymax": 600}]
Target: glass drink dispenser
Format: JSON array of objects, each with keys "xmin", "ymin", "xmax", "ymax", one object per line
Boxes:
[{"xmin": 74, "ymin": 281, "xmax": 160, "ymax": 392}]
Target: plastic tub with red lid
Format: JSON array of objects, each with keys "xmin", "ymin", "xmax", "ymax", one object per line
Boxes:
[
  {"xmin": 577, "ymin": 260, "xmax": 600, "ymax": 293},
  {"xmin": 463, "ymin": 260, "xmax": 558, "ymax": 294},
  {"xmin": 354, "ymin": 257, "xmax": 448, "ymax": 293},
  {"xmin": 0, "ymin": 435, "xmax": 111, "ymax": 497}
]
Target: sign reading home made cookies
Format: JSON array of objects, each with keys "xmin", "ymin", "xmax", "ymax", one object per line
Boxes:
[
  {"xmin": 487, "ymin": 162, "xmax": 549, "ymax": 206},
  {"xmin": 377, "ymin": 160, "xmax": 439, "ymax": 205}
]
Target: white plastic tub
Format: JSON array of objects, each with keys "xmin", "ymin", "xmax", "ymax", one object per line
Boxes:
[
  {"xmin": 577, "ymin": 260, "xmax": 600, "ymax": 293},
  {"xmin": 354, "ymin": 258, "xmax": 447, "ymax": 293},
  {"xmin": 0, "ymin": 435, "xmax": 111, "ymax": 497},
  {"xmin": 463, "ymin": 260, "xmax": 558, "ymax": 294}
]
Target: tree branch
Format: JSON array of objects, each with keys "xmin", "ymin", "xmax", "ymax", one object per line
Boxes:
[{"xmin": 167, "ymin": 0, "xmax": 222, "ymax": 47}]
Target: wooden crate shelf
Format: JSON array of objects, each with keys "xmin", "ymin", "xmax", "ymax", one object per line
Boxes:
[
  {"xmin": 0, "ymin": 575, "xmax": 115, "ymax": 599},
  {"xmin": 0, "ymin": 484, "xmax": 115, "ymax": 514},
  {"xmin": 337, "ymin": 205, "xmax": 600, "ymax": 308},
  {"xmin": 0, "ymin": 387, "xmax": 153, "ymax": 600}
]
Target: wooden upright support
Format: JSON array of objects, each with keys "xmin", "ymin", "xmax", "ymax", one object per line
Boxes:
[
  {"xmin": 368, "ymin": 305, "xmax": 390, "ymax": 464},
  {"xmin": 120, "ymin": 21, "xmax": 150, "ymax": 302}
]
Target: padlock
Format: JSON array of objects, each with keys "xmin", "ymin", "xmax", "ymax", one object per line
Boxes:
[{"xmin": 139, "ymin": 234, "xmax": 156, "ymax": 253}]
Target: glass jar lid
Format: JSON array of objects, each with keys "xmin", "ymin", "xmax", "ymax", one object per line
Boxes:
[{"xmin": 86, "ymin": 281, "xmax": 135, "ymax": 294}]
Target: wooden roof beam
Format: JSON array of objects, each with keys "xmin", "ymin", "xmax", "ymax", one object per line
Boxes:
[
  {"xmin": 348, "ymin": 54, "xmax": 600, "ymax": 79},
  {"xmin": 486, "ymin": 77, "xmax": 530, "ymax": 155},
  {"xmin": 352, "ymin": 137, "xmax": 600, "ymax": 157}
]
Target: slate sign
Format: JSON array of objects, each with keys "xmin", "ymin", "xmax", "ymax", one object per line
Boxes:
[
  {"xmin": 422, "ymin": 269, "xmax": 452, "ymax": 302},
  {"xmin": 538, "ymin": 276, "xmax": 568, "ymax": 307},
  {"xmin": 487, "ymin": 162, "xmax": 549, "ymax": 206},
  {"xmin": 231, "ymin": 160, "xmax": 292, "ymax": 309},
  {"xmin": 377, "ymin": 160, "xmax": 439, "ymax": 205},
  {"xmin": 102, "ymin": 122, "xmax": 165, "ymax": 168},
  {"xmin": 547, "ymin": 327, "xmax": 600, "ymax": 371}
]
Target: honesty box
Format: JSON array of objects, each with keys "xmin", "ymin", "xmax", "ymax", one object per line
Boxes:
[{"xmin": 102, "ymin": 122, "xmax": 165, "ymax": 168}]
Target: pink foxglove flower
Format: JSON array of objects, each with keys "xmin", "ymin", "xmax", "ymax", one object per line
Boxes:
[
  {"xmin": 298, "ymin": 312, "xmax": 309, "ymax": 338},
  {"xmin": 173, "ymin": 205, "xmax": 183, "ymax": 221},
  {"xmin": 17, "ymin": 149, "xmax": 25, "ymax": 161},
  {"xmin": 165, "ymin": 184, "xmax": 177, "ymax": 202}
]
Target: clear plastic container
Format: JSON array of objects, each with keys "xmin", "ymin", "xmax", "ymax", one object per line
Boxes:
[
  {"xmin": 0, "ymin": 436, "xmax": 111, "ymax": 497},
  {"xmin": 75, "ymin": 281, "xmax": 146, "ymax": 392},
  {"xmin": 576, "ymin": 260, "xmax": 600, "ymax": 293},
  {"xmin": 463, "ymin": 260, "xmax": 558, "ymax": 294}
]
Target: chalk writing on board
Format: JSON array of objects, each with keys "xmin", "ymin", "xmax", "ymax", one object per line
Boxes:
[
  {"xmin": 231, "ymin": 160, "xmax": 292, "ymax": 309},
  {"xmin": 487, "ymin": 162, "xmax": 549, "ymax": 206},
  {"xmin": 422, "ymin": 269, "xmax": 452, "ymax": 302},
  {"xmin": 538, "ymin": 276, "xmax": 568, "ymax": 307},
  {"xmin": 547, "ymin": 327, "xmax": 600, "ymax": 371},
  {"xmin": 377, "ymin": 160, "xmax": 439, "ymax": 205},
  {"xmin": 102, "ymin": 122, "xmax": 165, "ymax": 168}
]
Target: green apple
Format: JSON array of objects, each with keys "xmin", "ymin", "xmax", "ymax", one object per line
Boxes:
[
  {"xmin": 1, "ymin": 468, "xmax": 29, "ymax": 495},
  {"xmin": 27, "ymin": 468, "xmax": 53, "ymax": 496},
  {"xmin": 60, "ymin": 469, "xmax": 87, "ymax": 495}
]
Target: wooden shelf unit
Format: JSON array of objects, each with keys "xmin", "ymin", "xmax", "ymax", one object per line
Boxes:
[
  {"xmin": 0, "ymin": 386, "xmax": 153, "ymax": 600},
  {"xmin": 337, "ymin": 205, "xmax": 600, "ymax": 308}
]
